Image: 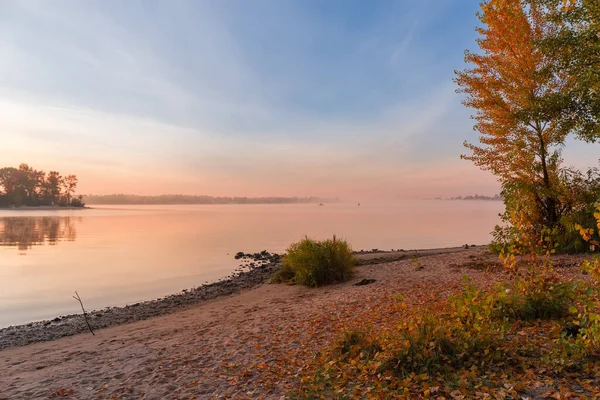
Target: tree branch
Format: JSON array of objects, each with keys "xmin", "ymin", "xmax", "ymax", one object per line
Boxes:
[{"xmin": 73, "ymin": 291, "xmax": 95, "ymax": 336}]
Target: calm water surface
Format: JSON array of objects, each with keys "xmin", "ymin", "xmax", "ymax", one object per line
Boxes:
[{"xmin": 0, "ymin": 201, "xmax": 504, "ymax": 327}]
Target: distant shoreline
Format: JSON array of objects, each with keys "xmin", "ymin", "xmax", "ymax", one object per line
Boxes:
[
  {"xmin": 83, "ymin": 194, "xmax": 340, "ymax": 206},
  {"xmin": 426, "ymin": 197, "xmax": 503, "ymax": 201},
  {"xmin": 0, "ymin": 206, "xmax": 90, "ymax": 211}
]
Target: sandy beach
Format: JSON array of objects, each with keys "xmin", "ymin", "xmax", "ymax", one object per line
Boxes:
[{"xmin": 0, "ymin": 247, "xmax": 586, "ymax": 399}]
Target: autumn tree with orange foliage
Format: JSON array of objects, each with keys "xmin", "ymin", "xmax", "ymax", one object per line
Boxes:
[{"xmin": 455, "ymin": 0, "xmax": 584, "ymax": 247}]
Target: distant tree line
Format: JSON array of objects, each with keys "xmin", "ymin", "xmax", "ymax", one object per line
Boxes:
[
  {"xmin": 449, "ymin": 194, "xmax": 503, "ymax": 201},
  {"xmin": 83, "ymin": 194, "xmax": 339, "ymax": 205},
  {"xmin": 0, "ymin": 164, "xmax": 84, "ymax": 208}
]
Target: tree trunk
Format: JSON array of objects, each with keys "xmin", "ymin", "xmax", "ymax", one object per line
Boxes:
[{"xmin": 536, "ymin": 123, "xmax": 558, "ymax": 227}]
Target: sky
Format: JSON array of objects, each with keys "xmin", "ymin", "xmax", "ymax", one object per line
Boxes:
[{"xmin": 1, "ymin": 0, "xmax": 598, "ymax": 200}]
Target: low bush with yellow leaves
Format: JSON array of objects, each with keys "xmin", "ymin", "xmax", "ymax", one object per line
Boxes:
[
  {"xmin": 569, "ymin": 203, "xmax": 600, "ymax": 355},
  {"xmin": 292, "ymin": 205, "xmax": 600, "ymax": 398}
]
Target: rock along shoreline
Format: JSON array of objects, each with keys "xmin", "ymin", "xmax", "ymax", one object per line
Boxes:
[{"xmin": 0, "ymin": 252, "xmax": 282, "ymax": 351}]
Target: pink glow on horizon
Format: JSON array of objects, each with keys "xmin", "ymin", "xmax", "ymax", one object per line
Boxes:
[{"xmin": 25, "ymin": 158, "xmax": 500, "ymax": 200}]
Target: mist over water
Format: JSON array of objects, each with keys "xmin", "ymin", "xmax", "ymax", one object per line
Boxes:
[{"xmin": 0, "ymin": 201, "xmax": 504, "ymax": 327}]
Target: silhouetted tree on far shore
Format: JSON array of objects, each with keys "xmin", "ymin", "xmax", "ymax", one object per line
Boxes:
[{"xmin": 0, "ymin": 164, "xmax": 84, "ymax": 208}]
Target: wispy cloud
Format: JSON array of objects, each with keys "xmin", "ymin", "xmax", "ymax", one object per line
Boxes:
[
  {"xmin": 0, "ymin": 0, "xmax": 559, "ymax": 198},
  {"xmin": 390, "ymin": 23, "xmax": 418, "ymax": 66}
]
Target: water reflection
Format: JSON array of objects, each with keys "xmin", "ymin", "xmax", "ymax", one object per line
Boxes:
[{"xmin": 0, "ymin": 217, "xmax": 78, "ymax": 250}]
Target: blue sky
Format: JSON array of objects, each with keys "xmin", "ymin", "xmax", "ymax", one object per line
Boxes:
[{"xmin": 1, "ymin": 0, "xmax": 597, "ymax": 198}]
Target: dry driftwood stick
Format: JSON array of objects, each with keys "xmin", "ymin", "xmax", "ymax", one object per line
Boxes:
[{"xmin": 73, "ymin": 291, "xmax": 95, "ymax": 335}]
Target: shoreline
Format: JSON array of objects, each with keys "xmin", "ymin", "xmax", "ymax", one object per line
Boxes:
[
  {"xmin": 0, "ymin": 206, "xmax": 90, "ymax": 211},
  {"xmin": 0, "ymin": 246, "xmax": 476, "ymax": 351},
  {"xmin": 0, "ymin": 252, "xmax": 281, "ymax": 350}
]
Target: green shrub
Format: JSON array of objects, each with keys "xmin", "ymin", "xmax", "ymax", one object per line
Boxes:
[
  {"xmin": 496, "ymin": 283, "xmax": 574, "ymax": 321},
  {"xmin": 282, "ymin": 235, "xmax": 355, "ymax": 287},
  {"xmin": 488, "ymin": 167, "xmax": 600, "ymax": 255}
]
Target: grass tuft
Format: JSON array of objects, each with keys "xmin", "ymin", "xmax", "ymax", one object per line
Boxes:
[{"xmin": 279, "ymin": 235, "xmax": 355, "ymax": 287}]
